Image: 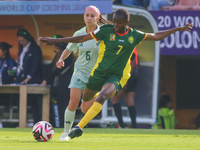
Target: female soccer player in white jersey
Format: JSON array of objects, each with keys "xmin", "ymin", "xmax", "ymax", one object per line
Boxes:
[{"xmin": 56, "ymin": 5, "xmax": 111, "ymax": 141}]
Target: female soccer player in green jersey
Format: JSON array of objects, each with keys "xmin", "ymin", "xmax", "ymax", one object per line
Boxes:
[
  {"xmin": 55, "ymin": 6, "xmax": 111, "ymax": 141},
  {"xmin": 39, "ymin": 8, "xmax": 193, "ymax": 139}
]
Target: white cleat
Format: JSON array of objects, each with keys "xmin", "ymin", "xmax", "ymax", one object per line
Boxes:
[{"xmin": 60, "ymin": 133, "xmax": 69, "ymax": 141}]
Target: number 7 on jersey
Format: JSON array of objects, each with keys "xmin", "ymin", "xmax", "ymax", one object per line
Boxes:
[{"xmin": 116, "ymin": 45, "xmax": 123, "ymax": 55}]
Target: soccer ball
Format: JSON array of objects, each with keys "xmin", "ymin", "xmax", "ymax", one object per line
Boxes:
[{"xmin": 32, "ymin": 121, "xmax": 54, "ymax": 142}]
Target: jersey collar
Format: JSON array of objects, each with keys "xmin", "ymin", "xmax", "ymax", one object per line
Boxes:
[{"xmin": 114, "ymin": 26, "xmax": 129, "ymax": 36}]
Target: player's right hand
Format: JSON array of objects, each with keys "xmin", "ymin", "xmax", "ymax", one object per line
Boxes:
[
  {"xmin": 39, "ymin": 37, "xmax": 57, "ymax": 45},
  {"xmin": 179, "ymin": 22, "xmax": 193, "ymax": 32},
  {"xmin": 56, "ymin": 60, "xmax": 65, "ymax": 68}
]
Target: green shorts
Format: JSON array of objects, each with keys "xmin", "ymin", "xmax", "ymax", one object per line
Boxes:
[
  {"xmin": 86, "ymin": 75, "xmax": 122, "ymax": 94},
  {"xmin": 68, "ymin": 75, "xmax": 86, "ymax": 90}
]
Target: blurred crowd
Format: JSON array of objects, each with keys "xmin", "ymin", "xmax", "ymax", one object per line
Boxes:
[{"xmin": 113, "ymin": 0, "xmax": 200, "ymax": 10}]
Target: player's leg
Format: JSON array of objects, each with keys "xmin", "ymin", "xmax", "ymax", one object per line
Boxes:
[
  {"xmin": 125, "ymin": 91, "xmax": 136, "ymax": 128},
  {"xmin": 111, "ymin": 89, "xmax": 126, "ymax": 128},
  {"xmin": 60, "ymin": 75, "xmax": 86, "ymax": 141},
  {"xmin": 65, "ymin": 88, "xmax": 83, "ymax": 130},
  {"xmin": 68, "ymin": 83, "xmax": 117, "ymax": 139},
  {"xmin": 60, "ymin": 87, "xmax": 83, "ymax": 141},
  {"xmin": 82, "ymin": 75, "xmax": 105, "ymax": 102},
  {"xmin": 81, "ymin": 96, "xmax": 96, "ymax": 114},
  {"xmin": 81, "ymin": 92, "xmax": 100, "ymax": 114},
  {"xmin": 83, "ymin": 86, "xmax": 99, "ymax": 102},
  {"xmin": 78, "ymin": 83, "xmax": 116, "ymax": 127},
  {"xmin": 125, "ymin": 68, "xmax": 138, "ymax": 128}
]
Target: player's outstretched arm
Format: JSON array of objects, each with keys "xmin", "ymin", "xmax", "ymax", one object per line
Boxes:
[
  {"xmin": 39, "ymin": 33, "xmax": 93, "ymax": 45},
  {"xmin": 145, "ymin": 22, "xmax": 193, "ymax": 41}
]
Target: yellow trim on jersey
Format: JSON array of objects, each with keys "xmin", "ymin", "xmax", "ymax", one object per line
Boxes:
[
  {"xmin": 90, "ymin": 40, "xmax": 106, "ymax": 76},
  {"xmin": 119, "ymin": 53, "xmax": 133, "ymax": 88},
  {"xmin": 139, "ymin": 33, "xmax": 148, "ymax": 44},
  {"xmin": 90, "ymin": 32, "xmax": 98, "ymax": 42},
  {"xmin": 143, "ymin": 33, "xmax": 148, "ymax": 40}
]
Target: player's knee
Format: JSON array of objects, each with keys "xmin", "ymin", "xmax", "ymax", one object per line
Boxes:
[
  {"xmin": 68, "ymin": 98, "xmax": 80, "ymax": 110},
  {"xmin": 95, "ymin": 93, "xmax": 107, "ymax": 104},
  {"xmin": 125, "ymin": 99, "xmax": 135, "ymax": 107}
]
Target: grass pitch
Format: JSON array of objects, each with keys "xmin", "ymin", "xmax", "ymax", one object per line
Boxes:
[{"xmin": 0, "ymin": 128, "xmax": 200, "ymax": 150}]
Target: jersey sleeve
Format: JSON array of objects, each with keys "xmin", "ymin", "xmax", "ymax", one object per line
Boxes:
[
  {"xmin": 135, "ymin": 30, "xmax": 147, "ymax": 44},
  {"xmin": 90, "ymin": 25, "xmax": 106, "ymax": 41},
  {"xmin": 66, "ymin": 31, "xmax": 80, "ymax": 53}
]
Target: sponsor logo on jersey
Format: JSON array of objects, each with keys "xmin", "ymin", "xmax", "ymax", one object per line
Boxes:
[
  {"xmin": 128, "ymin": 36, "xmax": 134, "ymax": 44},
  {"xmin": 110, "ymin": 34, "xmax": 116, "ymax": 41}
]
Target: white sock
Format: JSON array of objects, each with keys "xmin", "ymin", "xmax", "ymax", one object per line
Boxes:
[{"xmin": 64, "ymin": 108, "xmax": 76, "ymax": 133}]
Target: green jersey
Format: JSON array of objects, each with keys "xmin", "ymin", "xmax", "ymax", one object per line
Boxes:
[
  {"xmin": 67, "ymin": 26, "xmax": 100, "ymax": 83},
  {"xmin": 154, "ymin": 108, "xmax": 178, "ymax": 129},
  {"xmin": 90, "ymin": 24, "xmax": 147, "ymax": 87}
]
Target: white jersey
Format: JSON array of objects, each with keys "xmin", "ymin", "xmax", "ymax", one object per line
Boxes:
[{"xmin": 67, "ymin": 26, "xmax": 100, "ymax": 83}]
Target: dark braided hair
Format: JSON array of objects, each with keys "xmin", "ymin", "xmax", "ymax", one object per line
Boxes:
[
  {"xmin": 114, "ymin": 8, "xmax": 130, "ymax": 22},
  {"xmin": 98, "ymin": 14, "xmax": 112, "ymax": 26}
]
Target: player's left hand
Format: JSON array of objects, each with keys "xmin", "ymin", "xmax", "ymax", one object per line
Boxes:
[
  {"xmin": 56, "ymin": 59, "xmax": 65, "ymax": 68},
  {"xmin": 39, "ymin": 37, "xmax": 56, "ymax": 45},
  {"xmin": 179, "ymin": 22, "xmax": 193, "ymax": 32}
]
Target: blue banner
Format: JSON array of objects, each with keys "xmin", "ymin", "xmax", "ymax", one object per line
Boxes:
[
  {"xmin": 0, "ymin": 1, "xmax": 112, "ymax": 15},
  {"xmin": 150, "ymin": 10, "xmax": 200, "ymax": 55},
  {"xmin": 53, "ymin": 104, "xmax": 60, "ymax": 128}
]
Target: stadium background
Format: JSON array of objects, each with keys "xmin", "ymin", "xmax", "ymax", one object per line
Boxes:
[{"xmin": 0, "ymin": 0, "xmax": 199, "ymax": 129}]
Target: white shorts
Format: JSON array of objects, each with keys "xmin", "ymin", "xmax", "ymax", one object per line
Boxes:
[{"xmin": 68, "ymin": 75, "xmax": 86, "ymax": 90}]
